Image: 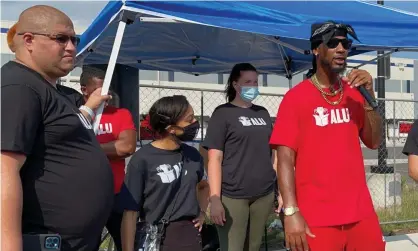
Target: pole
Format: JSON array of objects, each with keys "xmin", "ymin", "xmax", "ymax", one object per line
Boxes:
[{"xmin": 377, "ymin": 0, "xmax": 388, "ymax": 172}]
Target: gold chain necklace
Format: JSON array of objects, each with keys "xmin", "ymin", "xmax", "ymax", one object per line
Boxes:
[{"xmin": 311, "ymin": 74, "xmax": 344, "ymax": 106}]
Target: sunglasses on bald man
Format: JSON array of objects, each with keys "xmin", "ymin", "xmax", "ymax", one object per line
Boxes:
[{"xmin": 17, "ymin": 32, "xmax": 80, "ymax": 46}]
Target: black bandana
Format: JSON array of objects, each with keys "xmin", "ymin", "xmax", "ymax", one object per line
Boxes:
[{"xmin": 310, "ymin": 21, "xmax": 360, "ymax": 49}]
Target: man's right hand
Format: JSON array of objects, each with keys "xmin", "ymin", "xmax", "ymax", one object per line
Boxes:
[
  {"xmin": 84, "ymin": 87, "xmax": 112, "ymax": 111},
  {"xmin": 284, "ymin": 212, "xmax": 315, "ymax": 251},
  {"xmin": 209, "ymin": 197, "xmax": 226, "ymax": 226}
]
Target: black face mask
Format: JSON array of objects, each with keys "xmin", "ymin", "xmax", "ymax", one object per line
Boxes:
[{"xmin": 176, "ymin": 121, "xmax": 200, "ymax": 142}]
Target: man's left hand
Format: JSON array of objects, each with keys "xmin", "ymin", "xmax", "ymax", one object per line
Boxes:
[{"xmin": 342, "ymin": 69, "xmax": 374, "ymax": 95}]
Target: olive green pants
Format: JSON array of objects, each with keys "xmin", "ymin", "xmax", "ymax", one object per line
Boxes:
[{"xmin": 216, "ymin": 192, "xmax": 274, "ymax": 251}]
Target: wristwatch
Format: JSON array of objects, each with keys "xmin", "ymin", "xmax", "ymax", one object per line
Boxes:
[{"xmin": 283, "ymin": 206, "xmax": 299, "ymax": 216}]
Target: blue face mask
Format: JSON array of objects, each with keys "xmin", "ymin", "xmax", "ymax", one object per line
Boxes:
[{"xmin": 240, "ymin": 86, "xmax": 260, "ymax": 102}]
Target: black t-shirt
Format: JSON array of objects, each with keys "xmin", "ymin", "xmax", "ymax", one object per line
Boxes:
[
  {"xmin": 202, "ymin": 103, "xmax": 276, "ymax": 199},
  {"xmin": 56, "ymin": 84, "xmax": 85, "ymax": 107},
  {"xmin": 1, "ymin": 61, "xmax": 114, "ymax": 251},
  {"xmin": 403, "ymin": 120, "xmax": 418, "ymax": 156},
  {"xmin": 120, "ymin": 143, "xmax": 205, "ymax": 224}
]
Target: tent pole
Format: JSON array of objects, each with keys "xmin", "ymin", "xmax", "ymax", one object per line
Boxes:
[
  {"xmin": 376, "ymin": 0, "xmax": 389, "ymax": 173},
  {"xmin": 93, "ymin": 19, "xmax": 127, "ymax": 134}
]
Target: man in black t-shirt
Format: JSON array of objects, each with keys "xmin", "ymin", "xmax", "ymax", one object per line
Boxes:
[
  {"xmin": 402, "ymin": 121, "xmax": 418, "ymax": 182},
  {"xmin": 57, "ymin": 84, "xmax": 85, "ymax": 107},
  {"xmin": 1, "ymin": 5, "xmax": 113, "ymax": 251}
]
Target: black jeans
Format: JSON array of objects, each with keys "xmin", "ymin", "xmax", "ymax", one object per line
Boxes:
[{"xmin": 96, "ymin": 195, "xmax": 123, "ymax": 251}]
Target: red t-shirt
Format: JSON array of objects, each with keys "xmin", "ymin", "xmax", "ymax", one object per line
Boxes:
[
  {"xmin": 270, "ymin": 79, "xmax": 375, "ymax": 227},
  {"xmin": 96, "ymin": 106, "xmax": 136, "ymax": 194}
]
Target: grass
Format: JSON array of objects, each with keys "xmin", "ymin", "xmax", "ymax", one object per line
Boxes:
[{"xmin": 377, "ymin": 178, "xmax": 418, "ymax": 235}]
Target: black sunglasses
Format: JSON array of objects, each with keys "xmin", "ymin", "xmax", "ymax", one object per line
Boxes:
[
  {"xmin": 17, "ymin": 32, "xmax": 80, "ymax": 46},
  {"xmin": 326, "ymin": 38, "xmax": 352, "ymax": 50}
]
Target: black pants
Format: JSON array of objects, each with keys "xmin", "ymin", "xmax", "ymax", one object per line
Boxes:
[
  {"xmin": 161, "ymin": 219, "xmax": 202, "ymax": 251},
  {"xmin": 96, "ymin": 195, "xmax": 123, "ymax": 251},
  {"xmin": 104, "ymin": 210, "xmax": 123, "ymax": 251}
]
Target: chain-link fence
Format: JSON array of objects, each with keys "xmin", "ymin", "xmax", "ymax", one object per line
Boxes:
[{"xmin": 139, "ymin": 84, "xmax": 418, "ymax": 226}]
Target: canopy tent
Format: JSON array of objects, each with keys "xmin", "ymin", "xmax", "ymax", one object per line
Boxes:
[
  {"xmin": 75, "ymin": 0, "xmax": 418, "ymax": 132},
  {"xmin": 76, "ymin": 1, "xmax": 418, "ymax": 75}
]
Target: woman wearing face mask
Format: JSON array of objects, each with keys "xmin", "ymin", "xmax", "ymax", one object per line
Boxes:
[
  {"xmin": 120, "ymin": 95, "xmax": 210, "ymax": 251},
  {"xmin": 202, "ymin": 63, "xmax": 278, "ymax": 251}
]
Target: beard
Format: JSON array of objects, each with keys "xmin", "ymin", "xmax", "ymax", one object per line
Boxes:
[{"xmin": 320, "ymin": 57, "xmax": 347, "ymax": 74}]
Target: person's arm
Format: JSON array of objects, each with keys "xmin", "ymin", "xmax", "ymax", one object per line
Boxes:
[
  {"xmin": 201, "ymin": 108, "xmax": 227, "ymax": 225},
  {"xmin": 270, "ymin": 91, "xmax": 313, "ymax": 251},
  {"xmin": 408, "ymin": 155, "xmax": 418, "ymax": 182},
  {"xmin": 101, "ymin": 130, "xmax": 137, "ymax": 160},
  {"xmin": 197, "ymin": 179, "xmax": 210, "ymax": 213},
  {"xmin": 197, "ymin": 156, "xmax": 210, "ymax": 214},
  {"xmin": 121, "ymin": 210, "xmax": 138, "ymax": 251},
  {"xmin": 270, "ymin": 93, "xmax": 300, "ymax": 209},
  {"xmin": 79, "ymin": 87, "xmax": 112, "ymax": 123},
  {"xmin": 207, "ymin": 150, "xmax": 223, "ymax": 201},
  {"xmin": 102, "ymin": 108, "xmax": 137, "ymax": 159},
  {"xmin": 201, "ymin": 108, "xmax": 226, "ymax": 202},
  {"xmin": 118, "ymin": 154, "xmax": 146, "ymax": 250},
  {"xmin": 1, "ymin": 152, "xmax": 26, "ymax": 251},
  {"xmin": 402, "ymin": 121, "xmax": 418, "ymax": 182},
  {"xmin": 360, "ymin": 104, "xmax": 382, "ymax": 150},
  {"xmin": 276, "ymin": 147, "xmax": 297, "ymax": 207},
  {"xmin": 1, "ymin": 84, "xmax": 42, "ymax": 251},
  {"xmin": 345, "ymin": 69, "xmax": 382, "ymax": 149}
]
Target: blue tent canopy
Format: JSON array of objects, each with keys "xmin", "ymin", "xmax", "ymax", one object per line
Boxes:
[{"xmin": 76, "ymin": 0, "xmax": 418, "ymax": 77}]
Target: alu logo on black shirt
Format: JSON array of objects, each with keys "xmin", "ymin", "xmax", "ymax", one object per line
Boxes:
[
  {"xmin": 238, "ymin": 116, "xmax": 267, "ymax": 127},
  {"xmin": 156, "ymin": 162, "xmax": 183, "ymax": 183}
]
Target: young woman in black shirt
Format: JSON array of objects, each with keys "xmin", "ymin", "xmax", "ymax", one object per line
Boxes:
[
  {"xmin": 202, "ymin": 63, "xmax": 281, "ymax": 251},
  {"xmin": 120, "ymin": 95, "xmax": 209, "ymax": 251}
]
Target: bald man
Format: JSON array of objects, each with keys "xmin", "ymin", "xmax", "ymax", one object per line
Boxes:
[{"xmin": 1, "ymin": 5, "xmax": 114, "ymax": 251}]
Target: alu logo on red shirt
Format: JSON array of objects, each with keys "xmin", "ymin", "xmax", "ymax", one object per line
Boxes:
[
  {"xmin": 97, "ymin": 123, "xmax": 113, "ymax": 135},
  {"xmin": 313, "ymin": 107, "xmax": 350, "ymax": 127}
]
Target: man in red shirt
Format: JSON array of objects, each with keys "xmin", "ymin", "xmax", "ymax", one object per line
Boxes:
[
  {"xmin": 80, "ymin": 67, "xmax": 137, "ymax": 251},
  {"xmin": 270, "ymin": 21, "xmax": 385, "ymax": 251}
]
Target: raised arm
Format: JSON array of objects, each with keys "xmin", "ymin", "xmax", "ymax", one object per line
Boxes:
[{"xmin": 344, "ymin": 69, "xmax": 382, "ymax": 149}]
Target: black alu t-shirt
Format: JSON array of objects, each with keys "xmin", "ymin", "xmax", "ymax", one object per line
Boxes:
[
  {"xmin": 403, "ymin": 120, "xmax": 418, "ymax": 156},
  {"xmin": 120, "ymin": 143, "xmax": 205, "ymax": 224},
  {"xmin": 202, "ymin": 103, "xmax": 276, "ymax": 199},
  {"xmin": 1, "ymin": 62, "xmax": 114, "ymax": 251}
]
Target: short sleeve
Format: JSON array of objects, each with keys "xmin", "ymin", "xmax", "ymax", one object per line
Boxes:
[
  {"xmin": 75, "ymin": 93, "xmax": 85, "ymax": 107},
  {"xmin": 119, "ymin": 157, "xmax": 146, "ymax": 211},
  {"xmin": 1, "ymin": 85, "xmax": 42, "ymax": 155},
  {"xmin": 269, "ymin": 92, "xmax": 299, "ymax": 151},
  {"xmin": 118, "ymin": 108, "xmax": 136, "ymax": 133},
  {"xmin": 202, "ymin": 108, "xmax": 227, "ymax": 151},
  {"xmin": 198, "ymin": 156, "xmax": 208, "ymax": 182},
  {"xmin": 403, "ymin": 121, "xmax": 418, "ymax": 156}
]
